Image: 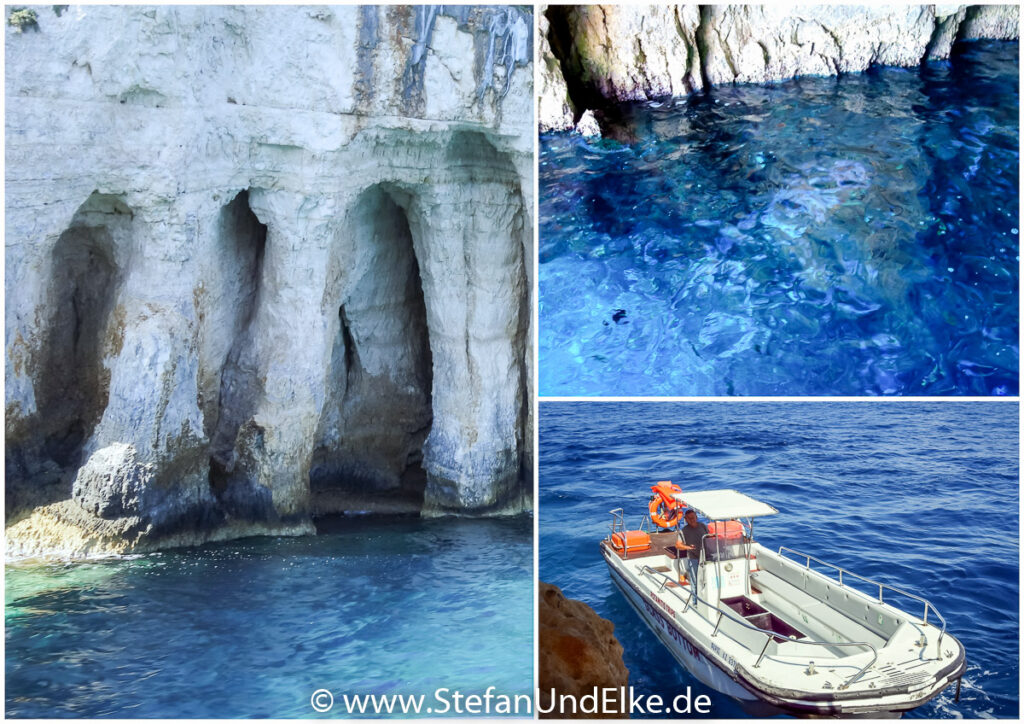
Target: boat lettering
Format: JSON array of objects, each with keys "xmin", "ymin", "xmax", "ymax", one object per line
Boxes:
[
  {"xmin": 642, "ymin": 598, "xmax": 702, "ymax": 663},
  {"xmin": 708, "ymin": 641, "xmax": 737, "ymax": 669},
  {"xmin": 650, "ymin": 592, "xmax": 675, "ymax": 617},
  {"xmin": 679, "ymin": 635, "xmax": 702, "ymax": 661}
]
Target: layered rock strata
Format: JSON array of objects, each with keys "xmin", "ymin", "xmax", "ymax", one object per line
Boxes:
[
  {"xmin": 538, "ymin": 582, "xmax": 630, "ymax": 719},
  {"xmin": 5, "ymin": 5, "xmax": 534, "ymax": 557},
  {"xmin": 539, "ymin": 4, "xmax": 1020, "ymax": 131}
]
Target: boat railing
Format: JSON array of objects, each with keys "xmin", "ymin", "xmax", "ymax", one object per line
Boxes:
[
  {"xmin": 608, "ymin": 508, "xmax": 651, "ymax": 540},
  {"xmin": 776, "ymin": 546, "xmax": 947, "ymax": 657},
  {"xmin": 638, "ymin": 565, "xmax": 878, "ymax": 690},
  {"xmin": 608, "ymin": 508, "xmax": 626, "ymax": 540}
]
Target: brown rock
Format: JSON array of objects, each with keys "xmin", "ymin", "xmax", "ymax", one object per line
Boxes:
[{"xmin": 538, "ymin": 581, "xmax": 630, "ymax": 718}]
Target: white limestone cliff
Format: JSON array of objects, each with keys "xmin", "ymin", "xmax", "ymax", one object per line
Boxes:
[
  {"xmin": 539, "ymin": 4, "xmax": 1020, "ymax": 132},
  {"xmin": 5, "ymin": 5, "xmax": 534, "ymax": 557},
  {"xmin": 538, "ymin": 10, "xmax": 574, "ymax": 133}
]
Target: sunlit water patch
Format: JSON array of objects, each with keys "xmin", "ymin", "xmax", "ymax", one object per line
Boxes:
[
  {"xmin": 6, "ymin": 517, "xmax": 533, "ymax": 718},
  {"xmin": 539, "ymin": 401, "xmax": 1018, "ymax": 718},
  {"xmin": 539, "ymin": 41, "xmax": 1019, "ymax": 395}
]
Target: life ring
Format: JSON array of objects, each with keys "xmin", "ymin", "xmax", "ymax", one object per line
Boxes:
[
  {"xmin": 649, "ymin": 480, "xmax": 684, "ymax": 529},
  {"xmin": 649, "ymin": 498, "xmax": 682, "ymax": 528}
]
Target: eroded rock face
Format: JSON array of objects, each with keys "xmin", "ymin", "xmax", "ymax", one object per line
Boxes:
[
  {"xmin": 538, "ymin": 582, "xmax": 630, "ymax": 719},
  {"xmin": 698, "ymin": 5, "xmax": 938, "ymax": 85},
  {"xmin": 5, "ymin": 5, "xmax": 533, "ymax": 557},
  {"xmin": 959, "ymin": 4, "xmax": 1021, "ymax": 40},
  {"xmin": 575, "ymin": 110, "xmax": 602, "ymax": 139},
  {"xmin": 552, "ymin": 5, "xmax": 703, "ymax": 109},
  {"xmin": 538, "ymin": 8, "xmax": 575, "ymax": 133},
  {"xmin": 538, "ymin": 4, "xmax": 1020, "ymax": 130}
]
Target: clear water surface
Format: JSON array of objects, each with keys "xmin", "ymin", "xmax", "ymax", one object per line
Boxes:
[
  {"xmin": 540, "ymin": 41, "xmax": 1019, "ymax": 395},
  {"xmin": 6, "ymin": 516, "xmax": 533, "ymax": 718},
  {"xmin": 539, "ymin": 401, "xmax": 1018, "ymax": 718}
]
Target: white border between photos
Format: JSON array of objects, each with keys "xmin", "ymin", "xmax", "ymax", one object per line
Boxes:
[{"xmin": 530, "ymin": 4, "xmax": 1023, "ymax": 720}]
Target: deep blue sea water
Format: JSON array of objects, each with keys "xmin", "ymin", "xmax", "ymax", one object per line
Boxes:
[
  {"xmin": 5, "ymin": 516, "xmax": 533, "ymax": 718},
  {"xmin": 539, "ymin": 41, "xmax": 1019, "ymax": 396},
  {"xmin": 539, "ymin": 401, "xmax": 1018, "ymax": 718}
]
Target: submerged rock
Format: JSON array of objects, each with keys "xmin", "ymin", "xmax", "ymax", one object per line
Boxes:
[
  {"xmin": 5, "ymin": 5, "xmax": 534, "ymax": 557},
  {"xmin": 537, "ymin": 4, "xmax": 1020, "ymax": 128},
  {"xmin": 538, "ymin": 582, "xmax": 629, "ymax": 719}
]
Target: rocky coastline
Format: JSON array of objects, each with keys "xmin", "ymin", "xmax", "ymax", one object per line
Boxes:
[
  {"xmin": 539, "ymin": 4, "xmax": 1020, "ymax": 133},
  {"xmin": 538, "ymin": 582, "xmax": 630, "ymax": 719},
  {"xmin": 5, "ymin": 5, "xmax": 534, "ymax": 557}
]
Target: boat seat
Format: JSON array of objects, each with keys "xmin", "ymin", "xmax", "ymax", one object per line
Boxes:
[
  {"xmin": 757, "ymin": 551, "xmax": 904, "ymax": 638},
  {"xmin": 751, "ymin": 569, "xmax": 886, "ymax": 649},
  {"xmin": 750, "ymin": 569, "xmax": 819, "ymax": 612}
]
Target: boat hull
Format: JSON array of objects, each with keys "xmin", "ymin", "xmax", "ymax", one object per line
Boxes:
[
  {"xmin": 602, "ymin": 544, "xmax": 964, "ymax": 717},
  {"xmin": 606, "ymin": 562, "xmax": 755, "ymax": 703}
]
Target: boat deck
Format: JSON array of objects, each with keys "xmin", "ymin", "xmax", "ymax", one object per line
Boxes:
[{"xmin": 608, "ymin": 530, "xmax": 684, "ymax": 560}]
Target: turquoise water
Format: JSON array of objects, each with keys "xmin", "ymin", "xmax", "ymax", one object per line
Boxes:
[
  {"xmin": 540, "ymin": 41, "xmax": 1019, "ymax": 395},
  {"xmin": 539, "ymin": 401, "xmax": 1018, "ymax": 717},
  {"xmin": 6, "ymin": 516, "xmax": 533, "ymax": 718}
]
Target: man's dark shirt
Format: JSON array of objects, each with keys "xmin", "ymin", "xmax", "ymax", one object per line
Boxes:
[{"xmin": 680, "ymin": 521, "xmax": 710, "ymax": 560}]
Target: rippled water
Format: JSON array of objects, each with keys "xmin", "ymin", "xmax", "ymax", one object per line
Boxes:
[
  {"xmin": 539, "ymin": 401, "xmax": 1018, "ymax": 718},
  {"xmin": 6, "ymin": 517, "xmax": 533, "ymax": 718},
  {"xmin": 540, "ymin": 41, "xmax": 1019, "ymax": 395}
]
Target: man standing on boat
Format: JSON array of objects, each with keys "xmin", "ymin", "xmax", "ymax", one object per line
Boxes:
[{"xmin": 676, "ymin": 509, "xmax": 709, "ymax": 602}]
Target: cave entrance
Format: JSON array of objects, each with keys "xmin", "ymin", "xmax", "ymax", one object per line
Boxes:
[
  {"xmin": 311, "ymin": 185, "xmax": 433, "ymax": 515},
  {"xmin": 206, "ymin": 190, "xmax": 268, "ymax": 509},
  {"xmin": 7, "ymin": 193, "xmax": 130, "ymax": 516}
]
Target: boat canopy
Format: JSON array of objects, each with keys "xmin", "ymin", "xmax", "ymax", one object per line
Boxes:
[{"xmin": 671, "ymin": 489, "xmax": 778, "ymax": 520}]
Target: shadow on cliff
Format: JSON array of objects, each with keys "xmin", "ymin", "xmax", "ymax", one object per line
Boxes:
[{"xmin": 6, "ymin": 193, "xmax": 130, "ymax": 521}]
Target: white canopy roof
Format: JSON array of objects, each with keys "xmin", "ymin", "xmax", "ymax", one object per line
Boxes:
[{"xmin": 671, "ymin": 489, "xmax": 778, "ymax": 520}]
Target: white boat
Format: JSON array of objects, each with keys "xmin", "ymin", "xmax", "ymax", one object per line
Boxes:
[{"xmin": 601, "ymin": 484, "xmax": 966, "ymax": 717}]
